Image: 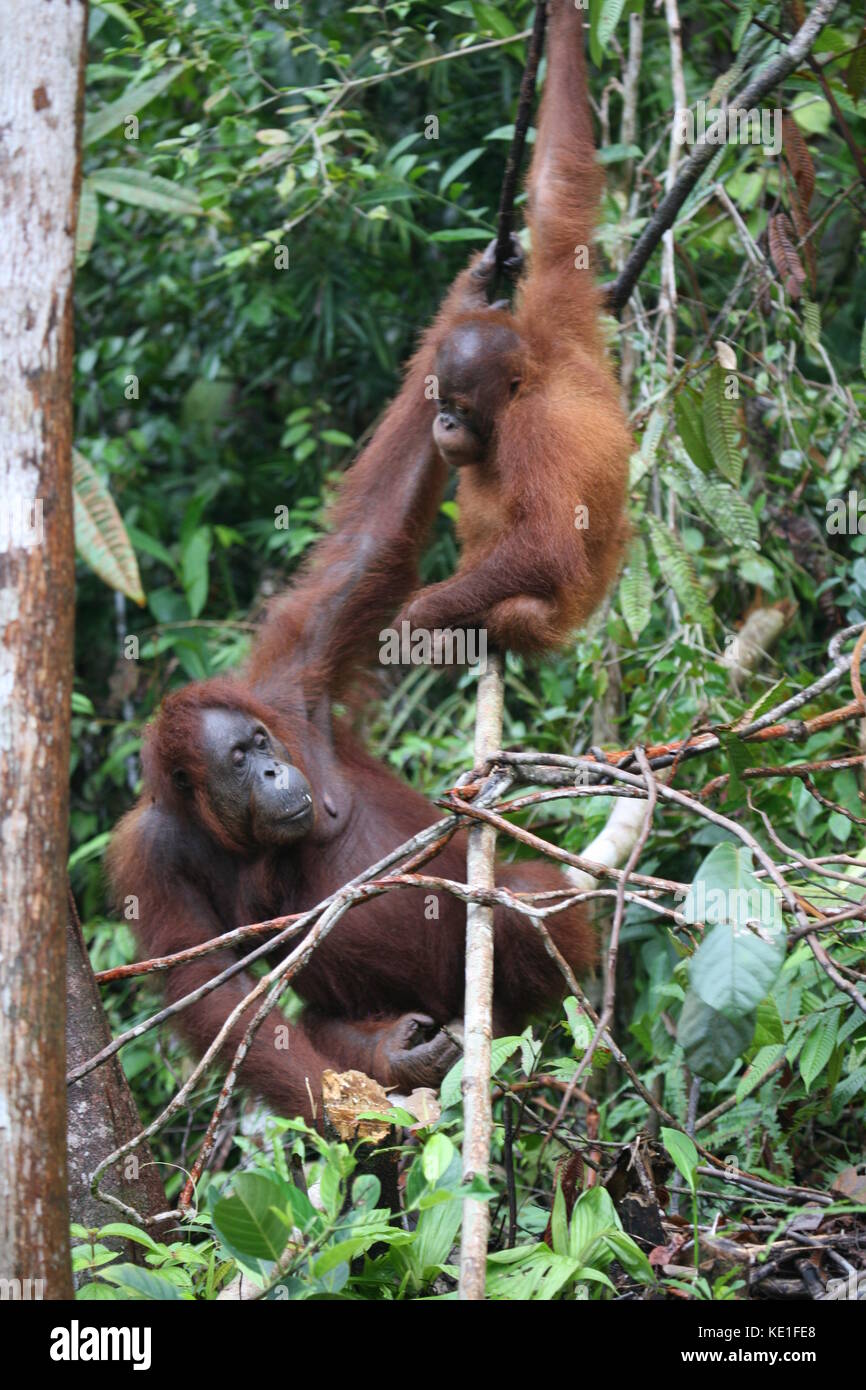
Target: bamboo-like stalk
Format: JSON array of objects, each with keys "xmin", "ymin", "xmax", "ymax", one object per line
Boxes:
[{"xmin": 458, "ymin": 649, "xmax": 505, "ymax": 1301}]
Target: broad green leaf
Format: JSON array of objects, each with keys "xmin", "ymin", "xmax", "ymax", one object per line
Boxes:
[
  {"xmin": 76, "ymin": 181, "xmax": 99, "ymax": 267},
  {"xmin": 619, "ymin": 538, "xmax": 652, "ymax": 639},
  {"xmin": 702, "ymin": 365, "xmax": 742, "ymax": 485},
  {"xmin": 440, "ymin": 1035, "xmax": 521, "ymax": 1108},
  {"xmin": 181, "ymin": 526, "xmax": 212, "ymax": 618},
  {"xmin": 213, "ymin": 1173, "xmax": 287, "ymax": 1261},
  {"xmin": 603, "ymin": 1230, "xmax": 654, "ymax": 1284},
  {"xmin": 549, "ymin": 1179, "xmax": 569, "ymax": 1256},
  {"xmin": 412, "ymin": 1195, "xmax": 463, "ymax": 1276},
  {"xmin": 732, "ymin": 2, "xmax": 753, "ymax": 49},
  {"xmin": 89, "ymin": 167, "xmax": 202, "ymax": 217},
  {"xmin": 422, "ymin": 1133, "xmax": 456, "ymax": 1184},
  {"xmin": 682, "ymin": 843, "xmax": 783, "ymax": 930},
  {"xmin": 84, "ymin": 65, "xmax": 182, "ymax": 145},
  {"xmin": 661, "ymin": 1127, "xmax": 698, "ymax": 1194},
  {"xmin": 684, "ymin": 844, "xmax": 786, "ymax": 1017},
  {"xmin": 675, "ymin": 387, "xmax": 713, "ymax": 473},
  {"xmin": 752, "ymin": 996, "xmax": 785, "ymax": 1047},
  {"xmin": 96, "ymin": 1263, "xmax": 190, "ymax": 1300},
  {"xmin": 736, "ymin": 1044, "xmax": 785, "ymax": 1102},
  {"xmin": 646, "ymin": 514, "xmax": 714, "ymax": 628},
  {"xmin": 592, "ymin": 0, "xmax": 626, "ymax": 63},
  {"xmin": 680, "ymin": 458, "xmax": 759, "ymax": 547},
  {"xmin": 438, "ymin": 147, "xmax": 484, "ymax": 196},
  {"xmin": 471, "ymin": 2, "xmax": 517, "ymax": 39},
  {"xmin": 678, "ymin": 989, "xmax": 755, "ymax": 1081},
  {"xmin": 692, "ymin": 919, "xmax": 787, "ymax": 1017},
  {"xmin": 800, "ymin": 1010, "xmax": 839, "ymax": 1091}
]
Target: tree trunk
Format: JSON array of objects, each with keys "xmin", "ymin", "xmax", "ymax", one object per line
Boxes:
[
  {"xmin": 0, "ymin": 0, "xmax": 88, "ymax": 1300},
  {"xmin": 66, "ymin": 902, "xmax": 168, "ymax": 1280}
]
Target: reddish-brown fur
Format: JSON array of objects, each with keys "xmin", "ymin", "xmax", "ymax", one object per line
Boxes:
[
  {"xmin": 109, "ymin": 676, "xmax": 593, "ymax": 1124},
  {"xmin": 400, "ymin": 2, "xmax": 632, "ymax": 655},
  {"xmin": 107, "ymin": 2, "xmax": 605, "ymax": 1127}
]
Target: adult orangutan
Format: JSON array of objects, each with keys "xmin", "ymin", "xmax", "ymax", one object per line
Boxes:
[{"xmin": 108, "ymin": 1, "xmax": 611, "ymax": 1125}]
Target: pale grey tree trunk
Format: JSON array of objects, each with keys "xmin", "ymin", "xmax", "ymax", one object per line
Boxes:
[{"xmin": 0, "ymin": 0, "xmax": 88, "ymax": 1300}]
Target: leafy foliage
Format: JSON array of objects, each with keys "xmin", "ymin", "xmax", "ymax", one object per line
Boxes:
[{"xmin": 71, "ymin": 0, "xmax": 866, "ymax": 1301}]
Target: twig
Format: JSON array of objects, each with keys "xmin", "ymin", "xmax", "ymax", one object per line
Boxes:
[
  {"xmin": 607, "ymin": 0, "xmax": 841, "ymax": 313},
  {"xmin": 542, "ymin": 748, "xmax": 657, "ymax": 1145},
  {"xmin": 659, "ymin": 0, "xmax": 686, "ymax": 376}
]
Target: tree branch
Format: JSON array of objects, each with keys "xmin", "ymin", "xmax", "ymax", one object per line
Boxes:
[{"xmin": 606, "ymin": 0, "xmax": 841, "ymax": 315}]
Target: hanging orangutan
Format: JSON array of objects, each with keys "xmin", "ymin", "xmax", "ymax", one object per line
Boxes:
[{"xmin": 398, "ymin": 0, "xmax": 631, "ymax": 654}]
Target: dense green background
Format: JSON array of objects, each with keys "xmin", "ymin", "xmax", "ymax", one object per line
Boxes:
[{"xmin": 70, "ymin": 0, "xmax": 866, "ymax": 1299}]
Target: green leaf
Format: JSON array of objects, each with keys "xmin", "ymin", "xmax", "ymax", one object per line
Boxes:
[
  {"xmin": 680, "ymin": 459, "xmax": 759, "ymax": 547},
  {"xmin": 422, "ymin": 1133, "xmax": 456, "ymax": 1184},
  {"xmin": 95, "ymin": 1223, "xmax": 165, "ymax": 1254},
  {"xmin": 593, "ymin": 0, "xmax": 627, "ymax": 62},
  {"xmin": 84, "ymin": 65, "xmax": 182, "ymax": 146},
  {"xmin": 603, "ymin": 1230, "xmax": 654, "ymax": 1283},
  {"xmin": 732, "ymin": 2, "xmax": 753, "ymax": 50},
  {"xmin": 88, "ymin": 167, "xmax": 203, "ymax": 217},
  {"xmin": 127, "ymin": 525, "xmax": 176, "ymax": 573},
  {"xmin": 76, "ymin": 181, "xmax": 100, "ymax": 267},
  {"xmin": 684, "ymin": 844, "xmax": 786, "ymax": 1017},
  {"xmin": 413, "ymin": 1196, "xmax": 463, "ymax": 1276},
  {"xmin": 801, "ymin": 297, "xmax": 821, "ymax": 348},
  {"xmin": 438, "ymin": 147, "xmax": 484, "ymax": 196},
  {"xmin": 691, "ymin": 917, "xmax": 785, "ymax": 1015},
  {"xmin": 661, "ymin": 1128, "xmax": 698, "ymax": 1194},
  {"xmin": 675, "ymin": 387, "xmax": 713, "ymax": 473},
  {"xmin": 440, "ymin": 1035, "xmax": 521, "ymax": 1108},
  {"xmin": 95, "ymin": 1263, "xmax": 190, "ymax": 1300},
  {"xmin": 471, "ymin": 2, "xmax": 517, "ymax": 39},
  {"xmin": 181, "ymin": 526, "xmax": 212, "ymax": 618},
  {"xmin": 549, "ymin": 1179, "xmax": 569, "ymax": 1256},
  {"xmin": 213, "ymin": 1173, "xmax": 287, "ymax": 1261},
  {"xmin": 736, "ymin": 1044, "xmax": 785, "ymax": 1102},
  {"xmin": 619, "ymin": 538, "xmax": 652, "ymax": 639},
  {"xmin": 800, "ymin": 1010, "xmax": 839, "ymax": 1091},
  {"xmin": 73, "ymin": 450, "xmax": 145, "ymax": 605},
  {"xmin": 646, "ymin": 514, "xmax": 714, "ymax": 628},
  {"xmin": 752, "ymin": 996, "xmax": 785, "ymax": 1047},
  {"xmin": 678, "ymin": 989, "xmax": 755, "ymax": 1081},
  {"xmin": 702, "ymin": 365, "xmax": 742, "ymax": 485},
  {"xmin": 429, "ymin": 227, "xmax": 492, "ymax": 243},
  {"xmin": 96, "ymin": 4, "xmax": 145, "ymax": 41}
]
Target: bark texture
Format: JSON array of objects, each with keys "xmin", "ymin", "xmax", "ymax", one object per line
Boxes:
[{"xmin": 0, "ymin": 0, "xmax": 88, "ymax": 1299}]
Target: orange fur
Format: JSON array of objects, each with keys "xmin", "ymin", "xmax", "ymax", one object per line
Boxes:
[{"xmin": 401, "ymin": 2, "xmax": 632, "ymax": 655}]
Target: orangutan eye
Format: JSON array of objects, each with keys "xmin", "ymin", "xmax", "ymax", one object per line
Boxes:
[
  {"xmin": 232, "ymin": 747, "xmax": 246, "ymax": 766},
  {"xmin": 253, "ymin": 731, "xmax": 268, "ymax": 749}
]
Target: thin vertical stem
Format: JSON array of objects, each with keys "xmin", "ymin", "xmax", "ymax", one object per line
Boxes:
[{"xmin": 459, "ymin": 649, "xmax": 504, "ymax": 1301}]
